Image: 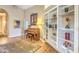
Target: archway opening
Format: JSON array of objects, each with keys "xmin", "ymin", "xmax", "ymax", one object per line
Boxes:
[{"xmin": 0, "ymin": 9, "xmax": 8, "ymax": 44}]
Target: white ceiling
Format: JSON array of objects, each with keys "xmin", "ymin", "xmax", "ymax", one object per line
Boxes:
[{"xmin": 16, "ymin": 5, "xmax": 34, "ymax": 10}]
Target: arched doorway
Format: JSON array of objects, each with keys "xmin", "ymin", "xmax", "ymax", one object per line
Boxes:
[{"xmin": 0, "ymin": 8, "xmax": 8, "ymax": 44}]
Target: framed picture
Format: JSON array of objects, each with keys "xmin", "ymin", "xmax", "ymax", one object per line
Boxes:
[
  {"xmin": 30, "ymin": 13, "xmax": 38, "ymax": 25},
  {"xmin": 14, "ymin": 20, "xmax": 20, "ymax": 28}
]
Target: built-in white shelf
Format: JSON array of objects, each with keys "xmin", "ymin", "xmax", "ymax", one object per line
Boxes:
[
  {"xmin": 61, "ymin": 45, "xmax": 73, "ymax": 53},
  {"xmin": 59, "ymin": 10, "xmax": 74, "ymax": 16},
  {"xmin": 58, "ymin": 5, "xmax": 75, "ymax": 53},
  {"xmin": 58, "ymin": 27, "xmax": 74, "ymax": 31},
  {"xmin": 44, "ymin": 5, "xmax": 79, "ymax": 53},
  {"xmin": 58, "ymin": 37, "xmax": 73, "ymax": 44},
  {"xmin": 48, "ymin": 7, "xmax": 57, "ymax": 48}
]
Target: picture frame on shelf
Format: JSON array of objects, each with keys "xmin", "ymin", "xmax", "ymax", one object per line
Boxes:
[{"xmin": 64, "ymin": 8, "xmax": 69, "ymax": 12}]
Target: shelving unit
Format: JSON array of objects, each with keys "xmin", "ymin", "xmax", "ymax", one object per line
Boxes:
[
  {"xmin": 44, "ymin": 5, "xmax": 79, "ymax": 53},
  {"xmin": 48, "ymin": 8, "xmax": 57, "ymax": 46},
  {"xmin": 44, "ymin": 6, "xmax": 58, "ymax": 50},
  {"xmin": 58, "ymin": 5, "xmax": 74, "ymax": 53}
]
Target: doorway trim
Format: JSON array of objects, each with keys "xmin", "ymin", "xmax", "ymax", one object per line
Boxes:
[{"xmin": 0, "ymin": 8, "xmax": 8, "ymax": 37}]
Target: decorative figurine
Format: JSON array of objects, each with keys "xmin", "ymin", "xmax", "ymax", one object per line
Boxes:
[{"xmin": 65, "ymin": 18, "xmax": 70, "ymax": 28}]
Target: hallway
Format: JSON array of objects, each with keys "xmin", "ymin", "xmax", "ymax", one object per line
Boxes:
[{"xmin": 0, "ymin": 5, "xmax": 79, "ymax": 53}]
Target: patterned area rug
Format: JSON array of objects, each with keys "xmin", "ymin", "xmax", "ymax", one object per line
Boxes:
[{"xmin": 0, "ymin": 39, "xmax": 41, "ymax": 53}]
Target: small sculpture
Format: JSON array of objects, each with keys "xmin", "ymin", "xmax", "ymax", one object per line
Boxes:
[{"xmin": 65, "ymin": 18, "xmax": 70, "ymax": 28}]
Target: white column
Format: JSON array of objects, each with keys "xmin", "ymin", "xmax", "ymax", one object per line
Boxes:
[{"xmin": 74, "ymin": 5, "xmax": 78, "ymax": 53}]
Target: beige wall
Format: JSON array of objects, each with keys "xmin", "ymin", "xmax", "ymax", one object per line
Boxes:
[
  {"xmin": 0, "ymin": 5, "xmax": 45, "ymax": 39},
  {"xmin": 0, "ymin": 5, "xmax": 24, "ymax": 37},
  {"xmin": 25, "ymin": 5, "xmax": 45, "ymax": 39}
]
